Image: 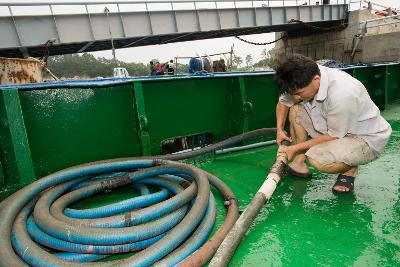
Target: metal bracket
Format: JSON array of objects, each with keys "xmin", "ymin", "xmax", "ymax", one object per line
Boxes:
[
  {"xmin": 133, "ymin": 82, "xmax": 152, "ymax": 156},
  {"xmin": 0, "ymin": 89, "xmax": 36, "ymax": 185},
  {"xmin": 238, "ymin": 77, "xmax": 253, "ymax": 133}
]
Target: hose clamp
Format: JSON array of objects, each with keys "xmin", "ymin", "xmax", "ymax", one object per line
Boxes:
[
  {"xmin": 124, "ymin": 212, "xmax": 132, "ymax": 227},
  {"xmin": 269, "ymin": 161, "xmax": 286, "ymax": 176},
  {"xmin": 224, "ymin": 196, "xmax": 237, "ymax": 207}
]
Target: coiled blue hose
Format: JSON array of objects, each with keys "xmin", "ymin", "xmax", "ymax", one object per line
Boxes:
[
  {"xmin": 4, "ymin": 159, "xmax": 214, "ymax": 266},
  {"xmin": 0, "ymin": 128, "xmax": 276, "ymax": 266}
]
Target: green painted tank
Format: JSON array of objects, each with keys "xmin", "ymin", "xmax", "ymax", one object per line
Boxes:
[{"xmin": 0, "ymin": 63, "xmax": 399, "ymax": 266}]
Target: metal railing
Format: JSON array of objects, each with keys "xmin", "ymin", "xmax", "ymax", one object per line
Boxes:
[
  {"xmin": 349, "ymin": 0, "xmax": 399, "ymax": 12},
  {"xmin": 0, "ymin": 1, "xmax": 348, "ymax": 16},
  {"xmin": 0, "ymin": 0, "xmax": 347, "ymax": 6},
  {"xmin": 360, "ymin": 14, "xmax": 400, "ymax": 30},
  {"xmin": 351, "ymin": 12, "xmax": 400, "ymax": 58}
]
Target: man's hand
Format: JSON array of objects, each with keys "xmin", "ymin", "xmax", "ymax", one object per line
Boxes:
[
  {"xmin": 278, "ymin": 145, "xmax": 300, "ymax": 161},
  {"xmin": 276, "ymin": 129, "xmax": 292, "ymax": 145}
]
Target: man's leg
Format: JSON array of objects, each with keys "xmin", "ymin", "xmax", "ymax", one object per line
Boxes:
[
  {"xmin": 308, "ymin": 159, "xmax": 358, "ymax": 192},
  {"xmin": 306, "ymin": 136, "xmax": 376, "ymax": 193},
  {"xmin": 288, "ymin": 105, "xmax": 310, "ymax": 174}
]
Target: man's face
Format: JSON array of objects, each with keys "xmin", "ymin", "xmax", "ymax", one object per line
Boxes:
[{"xmin": 292, "ymin": 75, "xmax": 320, "ymax": 103}]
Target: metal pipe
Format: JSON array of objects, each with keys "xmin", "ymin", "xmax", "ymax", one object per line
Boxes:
[
  {"xmin": 359, "ymin": 14, "xmax": 400, "ymax": 24},
  {"xmin": 209, "ymin": 140, "xmax": 290, "ymax": 267},
  {"xmin": 215, "ymin": 140, "xmax": 276, "ymax": 155},
  {"xmin": 161, "ymin": 128, "xmax": 276, "ymax": 161},
  {"xmin": 177, "ymin": 141, "xmax": 273, "ymax": 157},
  {"xmin": 362, "ymin": 0, "xmax": 390, "ymax": 9},
  {"xmin": 104, "ymin": 7, "xmax": 118, "ymax": 67},
  {"xmin": 44, "ymin": 67, "xmax": 59, "ymax": 81},
  {"xmin": 365, "ymin": 20, "xmax": 400, "ymax": 28}
]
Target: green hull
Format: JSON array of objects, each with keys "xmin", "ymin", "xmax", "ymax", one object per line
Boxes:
[{"xmin": 0, "ymin": 63, "xmax": 399, "ymax": 265}]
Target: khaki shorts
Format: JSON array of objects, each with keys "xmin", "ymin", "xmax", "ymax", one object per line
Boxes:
[{"xmin": 295, "ymin": 105, "xmax": 377, "ymax": 166}]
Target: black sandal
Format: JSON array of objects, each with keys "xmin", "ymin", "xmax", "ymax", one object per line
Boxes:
[
  {"xmin": 284, "ymin": 165, "xmax": 312, "ymax": 179},
  {"xmin": 332, "ymin": 174, "xmax": 355, "ymax": 194}
]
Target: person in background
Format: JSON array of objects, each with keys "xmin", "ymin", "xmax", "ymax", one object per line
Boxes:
[
  {"xmin": 155, "ymin": 62, "xmax": 164, "ymax": 75},
  {"xmin": 149, "ymin": 61, "xmax": 156, "ymax": 76},
  {"xmin": 167, "ymin": 60, "xmax": 175, "ymax": 75},
  {"xmin": 274, "ymin": 54, "xmax": 391, "ymax": 194}
]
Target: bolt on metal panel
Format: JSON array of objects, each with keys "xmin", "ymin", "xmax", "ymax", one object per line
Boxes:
[
  {"xmin": 312, "ymin": 6, "xmax": 323, "ymax": 21},
  {"xmin": 218, "ymin": 9, "xmax": 237, "ymax": 29},
  {"xmin": 323, "ymin": 5, "xmax": 332, "ymax": 20},
  {"xmin": 56, "ymin": 15, "xmax": 94, "ymax": 42},
  {"xmin": 299, "ymin": 6, "xmax": 312, "ymax": 22},
  {"xmin": 122, "ymin": 13, "xmax": 153, "ymax": 37},
  {"xmin": 271, "ymin": 7, "xmax": 286, "ymax": 25},
  {"xmin": 237, "ymin": 8, "xmax": 255, "ymax": 28},
  {"xmin": 198, "ymin": 10, "xmax": 220, "ymax": 31},
  {"xmin": 150, "ymin": 12, "xmax": 177, "ymax": 35},
  {"xmin": 286, "ymin": 7, "xmax": 299, "ymax": 22},
  {"xmin": 17, "ymin": 16, "xmax": 58, "ymax": 46},
  {"xmin": 0, "ymin": 18, "xmax": 20, "ymax": 47},
  {"xmin": 255, "ymin": 8, "xmax": 272, "ymax": 26},
  {"xmin": 175, "ymin": 11, "xmax": 199, "ymax": 32},
  {"xmin": 91, "ymin": 13, "xmax": 124, "ymax": 39}
]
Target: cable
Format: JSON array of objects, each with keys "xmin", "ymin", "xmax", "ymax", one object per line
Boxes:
[
  {"xmin": 235, "ymin": 20, "xmax": 346, "ymax": 47},
  {"xmin": 287, "ymin": 19, "xmax": 347, "ymax": 31},
  {"xmin": 234, "ymin": 34, "xmax": 287, "ymax": 46}
]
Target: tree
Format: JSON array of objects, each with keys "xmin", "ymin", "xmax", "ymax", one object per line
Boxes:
[
  {"xmin": 253, "ymin": 49, "xmax": 274, "ymax": 69},
  {"xmin": 261, "ymin": 48, "xmax": 268, "ymax": 61},
  {"xmin": 46, "ymin": 53, "xmax": 150, "ymax": 78},
  {"xmin": 232, "ymin": 55, "xmax": 243, "ymax": 69},
  {"xmin": 245, "ymin": 54, "xmax": 253, "ymax": 67}
]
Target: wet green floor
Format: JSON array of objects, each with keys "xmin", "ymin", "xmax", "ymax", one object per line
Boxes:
[
  {"xmin": 1, "ymin": 105, "xmax": 399, "ymax": 266},
  {"xmin": 201, "ymin": 103, "xmax": 400, "ymax": 266}
]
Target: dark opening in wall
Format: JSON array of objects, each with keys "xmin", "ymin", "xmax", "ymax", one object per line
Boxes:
[{"xmin": 161, "ymin": 133, "xmax": 213, "ymax": 155}]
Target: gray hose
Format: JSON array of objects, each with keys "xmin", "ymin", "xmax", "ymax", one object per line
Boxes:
[
  {"xmin": 209, "ymin": 140, "xmax": 290, "ymax": 267},
  {"xmin": 161, "ymin": 128, "xmax": 276, "ymax": 161}
]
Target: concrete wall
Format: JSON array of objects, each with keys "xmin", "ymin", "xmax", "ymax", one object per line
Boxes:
[{"xmin": 271, "ymin": 9, "xmax": 400, "ymax": 64}]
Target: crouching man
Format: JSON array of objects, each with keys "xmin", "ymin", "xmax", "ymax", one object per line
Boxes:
[{"xmin": 274, "ymin": 54, "xmax": 391, "ymax": 193}]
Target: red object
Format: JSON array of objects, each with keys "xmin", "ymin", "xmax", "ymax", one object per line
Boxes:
[
  {"xmin": 155, "ymin": 63, "xmax": 164, "ymax": 74},
  {"xmin": 375, "ymin": 8, "xmax": 398, "ymax": 16}
]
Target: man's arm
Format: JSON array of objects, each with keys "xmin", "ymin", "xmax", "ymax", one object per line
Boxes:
[
  {"xmin": 291, "ymin": 134, "xmax": 336, "ymax": 152},
  {"xmin": 276, "ymin": 102, "xmax": 291, "ymax": 144},
  {"xmin": 279, "ymin": 134, "xmax": 336, "ymax": 160}
]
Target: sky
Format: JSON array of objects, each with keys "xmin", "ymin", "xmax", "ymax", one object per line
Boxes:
[
  {"xmin": 8, "ymin": 0, "xmax": 399, "ymax": 64},
  {"xmin": 93, "ymin": 33, "xmax": 277, "ymax": 65}
]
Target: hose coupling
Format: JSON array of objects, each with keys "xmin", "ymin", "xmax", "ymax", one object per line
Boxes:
[
  {"xmin": 224, "ymin": 196, "xmax": 237, "ymax": 207},
  {"xmin": 100, "ymin": 174, "xmax": 131, "ymax": 192}
]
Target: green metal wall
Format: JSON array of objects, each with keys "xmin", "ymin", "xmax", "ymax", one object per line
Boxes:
[{"xmin": 0, "ymin": 64, "xmax": 399, "ymax": 193}]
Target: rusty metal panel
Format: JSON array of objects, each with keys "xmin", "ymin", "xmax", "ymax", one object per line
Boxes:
[{"xmin": 0, "ymin": 57, "xmax": 44, "ymax": 85}]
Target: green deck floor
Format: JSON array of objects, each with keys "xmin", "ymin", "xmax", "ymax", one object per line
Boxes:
[
  {"xmin": 201, "ymin": 103, "xmax": 400, "ymax": 266},
  {"xmin": 1, "ymin": 104, "xmax": 399, "ymax": 266}
]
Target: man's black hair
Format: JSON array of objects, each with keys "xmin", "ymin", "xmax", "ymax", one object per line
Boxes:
[{"xmin": 273, "ymin": 53, "xmax": 320, "ymax": 95}]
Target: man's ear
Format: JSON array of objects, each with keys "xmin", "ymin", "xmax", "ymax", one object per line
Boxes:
[{"xmin": 313, "ymin": 75, "xmax": 321, "ymax": 82}]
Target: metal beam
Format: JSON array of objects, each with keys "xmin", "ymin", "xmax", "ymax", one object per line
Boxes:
[
  {"xmin": 0, "ymin": 2, "xmax": 348, "ymax": 57},
  {"xmin": 133, "ymin": 82, "xmax": 152, "ymax": 156},
  {"xmin": 0, "ymin": 89, "xmax": 36, "ymax": 185},
  {"xmin": 77, "ymin": 41, "xmax": 95, "ymax": 53}
]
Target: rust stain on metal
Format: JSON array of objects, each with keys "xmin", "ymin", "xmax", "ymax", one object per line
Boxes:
[{"xmin": 0, "ymin": 57, "xmax": 44, "ymax": 85}]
